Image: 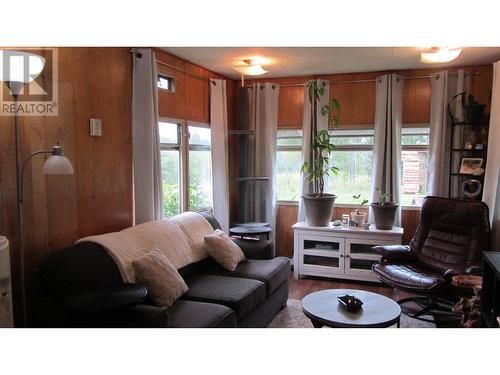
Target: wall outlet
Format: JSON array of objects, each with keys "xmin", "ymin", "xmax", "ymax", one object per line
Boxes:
[{"xmin": 90, "ymin": 118, "xmax": 103, "ymax": 136}]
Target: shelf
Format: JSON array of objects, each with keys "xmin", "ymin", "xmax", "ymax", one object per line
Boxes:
[
  {"xmin": 232, "ymin": 176, "xmax": 270, "ymax": 181},
  {"xmin": 450, "ymin": 173, "xmax": 485, "ymax": 178},
  {"xmin": 452, "ymin": 148, "xmax": 486, "ymax": 152},
  {"xmin": 452, "ymin": 122, "xmax": 489, "ymax": 127},
  {"xmin": 229, "ymin": 130, "xmax": 255, "ymax": 135}
]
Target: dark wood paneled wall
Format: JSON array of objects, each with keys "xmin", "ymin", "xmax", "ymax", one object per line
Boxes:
[
  {"xmin": 246, "ymin": 65, "xmax": 492, "ymax": 128},
  {"xmin": 0, "ymin": 47, "xmax": 134, "ymax": 325},
  {"xmin": 154, "ymin": 49, "xmax": 234, "ymax": 124}
]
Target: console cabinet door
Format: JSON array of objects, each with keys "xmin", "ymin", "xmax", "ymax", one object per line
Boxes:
[
  {"xmin": 299, "ymin": 233, "xmax": 345, "ymax": 276},
  {"xmin": 345, "ymin": 237, "xmax": 393, "ymax": 280}
]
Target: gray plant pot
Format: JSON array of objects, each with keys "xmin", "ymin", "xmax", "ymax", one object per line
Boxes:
[
  {"xmin": 302, "ymin": 194, "xmax": 337, "ymax": 227},
  {"xmin": 370, "ymin": 203, "xmax": 398, "ymax": 230}
]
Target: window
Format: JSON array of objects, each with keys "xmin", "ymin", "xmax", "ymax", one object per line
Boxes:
[
  {"xmin": 328, "ymin": 129, "xmax": 374, "ymax": 204},
  {"xmin": 188, "ymin": 125, "xmax": 213, "ymax": 210},
  {"xmin": 159, "ymin": 122, "xmax": 181, "ymax": 217},
  {"xmin": 157, "ymin": 74, "xmax": 174, "ymax": 91},
  {"xmin": 276, "ymin": 129, "xmax": 303, "ymax": 201},
  {"xmin": 401, "ymin": 127, "xmax": 430, "ymax": 207},
  {"xmin": 159, "ymin": 120, "xmax": 212, "ymax": 217}
]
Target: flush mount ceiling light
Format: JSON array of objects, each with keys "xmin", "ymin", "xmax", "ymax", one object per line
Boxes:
[
  {"xmin": 232, "ymin": 59, "xmax": 268, "ymax": 76},
  {"xmin": 420, "ymin": 47, "xmax": 462, "ymax": 64}
]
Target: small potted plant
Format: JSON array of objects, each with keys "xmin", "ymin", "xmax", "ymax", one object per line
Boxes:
[
  {"xmin": 370, "ymin": 188, "xmax": 398, "ymax": 230},
  {"xmin": 351, "ymin": 194, "xmax": 368, "ymax": 228},
  {"xmin": 301, "ymin": 80, "xmax": 341, "ymax": 227}
]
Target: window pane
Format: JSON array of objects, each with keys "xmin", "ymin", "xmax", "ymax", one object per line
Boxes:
[
  {"xmin": 189, "ymin": 126, "xmax": 211, "ymax": 146},
  {"xmin": 277, "ymin": 129, "xmax": 302, "ymax": 147},
  {"xmin": 330, "ymin": 129, "xmax": 374, "ymax": 146},
  {"xmin": 158, "ymin": 75, "xmax": 172, "ymax": 91},
  {"xmin": 161, "ymin": 150, "xmax": 180, "ymax": 217},
  {"xmin": 401, "ymin": 150, "xmax": 429, "ymax": 206},
  {"xmin": 402, "ymin": 127, "xmax": 430, "ymax": 145},
  {"xmin": 329, "ymin": 150, "xmax": 372, "ymax": 204},
  {"xmin": 276, "ymin": 150, "xmax": 302, "ymax": 200},
  {"xmin": 159, "ymin": 122, "xmax": 179, "ymax": 144},
  {"xmin": 189, "ymin": 150, "xmax": 213, "ymax": 210}
]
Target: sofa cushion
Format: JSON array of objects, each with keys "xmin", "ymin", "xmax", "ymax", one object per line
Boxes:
[
  {"xmin": 182, "ymin": 274, "xmax": 266, "ymax": 319},
  {"xmin": 204, "ymin": 229, "xmax": 246, "ymax": 271},
  {"xmin": 167, "ymin": 300, "xmax": 236, "ymax": 328},
  {"xmin": 204, "ymin": 257, "xmax": 290, "ymax": 296},
  {"xmin": 132, "ymin": 249, "xmax": 188, "ymax": 307}
]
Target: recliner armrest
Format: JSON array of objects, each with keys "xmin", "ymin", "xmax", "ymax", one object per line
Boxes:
[
  {"xmin": 231, "ymin": 238, "xmax": 274, "ymax": 259},
  {"xmin": 372, "ymin": 245, "xmax": 416, "ymax": 263}
]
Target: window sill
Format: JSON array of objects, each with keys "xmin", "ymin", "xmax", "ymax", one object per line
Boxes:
[{"xmin": 276, "ymin": 200, "xmax": 422, "ymax": 211}]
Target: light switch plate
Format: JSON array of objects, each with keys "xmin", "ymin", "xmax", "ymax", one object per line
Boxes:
[{"xmin": 90, "ymin": 118, "xmax": 102, "ymax": 136}]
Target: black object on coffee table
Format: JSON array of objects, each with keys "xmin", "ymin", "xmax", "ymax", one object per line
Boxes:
[{"xmin": 302, "ymin": 289, "xmax": 401, "ymax": 328}]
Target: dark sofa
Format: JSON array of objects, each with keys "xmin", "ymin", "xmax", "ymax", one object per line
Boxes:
[{"xmin": 33, "ymin": 211, "xmax": 290, "ymax": 328}]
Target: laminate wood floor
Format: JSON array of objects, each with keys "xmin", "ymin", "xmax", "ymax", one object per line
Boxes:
[{"xmin": 288, "ymin": 271, "xmax": 415, "ymax": 302}]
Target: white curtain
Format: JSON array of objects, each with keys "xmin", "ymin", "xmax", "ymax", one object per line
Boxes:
[
  {"xmin": 371, "ymin": 74, "xmax": 403, "ymax": 226},
  {"xmin": 249, "ymin": 82, "xmax": 279, "ymax": 234},
  {"xmin": 297, "ymin": 79, "xmax": 330, "ymax": 222},
  {"xmin": 132, "ymin": 48, "xmax": 163, "ymax": 224},
  {"xmin": 209, "ymin": 78, "xmax": 230, "ymax": 232},
  {"xmin": 427, "ymin": 72, "xmax": 450, "ymax": 196},
  {"xmin": 483, "ymin": 61, "xmax": 500, "ymax": 249}
]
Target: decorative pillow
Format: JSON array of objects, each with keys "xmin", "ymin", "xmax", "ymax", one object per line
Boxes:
[
  {"xmin": 132, "ymin": 249, "xmax": 188, "ymax": 307},
  {"xmin": 204, "ymin": 229, "xmax": 246, "ymax": 271}
]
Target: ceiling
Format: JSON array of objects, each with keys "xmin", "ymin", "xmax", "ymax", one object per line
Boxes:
[{"xmin": 162, "ymin": 47, "xmax": 500, "ymax": 79}]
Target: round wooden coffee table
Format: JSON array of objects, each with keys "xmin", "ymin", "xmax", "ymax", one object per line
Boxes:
[{"xmin": 302, "ymin": 289, "xmax": 401, "ymax": 328}]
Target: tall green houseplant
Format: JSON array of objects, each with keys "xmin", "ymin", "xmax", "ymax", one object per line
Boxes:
[{"xmin": 301, "ymin": 80, "xmax": 341, "ymax": 226}]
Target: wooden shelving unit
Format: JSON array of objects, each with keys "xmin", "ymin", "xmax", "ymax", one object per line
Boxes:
[{"xmin": 448, "ymin": 121, "xmax": 489, "ymax": 200}]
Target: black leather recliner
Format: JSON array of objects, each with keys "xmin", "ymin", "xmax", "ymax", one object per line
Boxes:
[{"xmin": 372, "ymin": 196, "xmax": 490, "ymax": 321}]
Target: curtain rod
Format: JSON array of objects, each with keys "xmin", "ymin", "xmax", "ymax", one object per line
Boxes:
[{"xmin": 274, "ymin": 71, "xmax": 480, "ymax": 87}]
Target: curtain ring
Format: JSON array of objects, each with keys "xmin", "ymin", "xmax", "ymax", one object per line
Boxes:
[
  {"xmin": 435, "ymin": 75, "xmax": 440, "ymax": 80},
  {"xmin": 272, "ymin": 84, "xmax": 276, "ymax": 89},
  {"xmin": 210, "ymin": 81, "xmax": 216, "ymax": 86},
  {"xmin": 135, "ymin": 52, "xmax": 143, "ymax": 59},
  {"xmin": 260, "ymin": 84, "xmax": 264, "ymax": 90}
]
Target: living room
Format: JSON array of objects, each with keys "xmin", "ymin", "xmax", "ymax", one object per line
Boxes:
[{"xmin": 1, "ymin": 1, "xmax": 499, "ymax": 374}]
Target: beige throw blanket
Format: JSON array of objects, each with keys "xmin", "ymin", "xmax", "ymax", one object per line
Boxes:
[{"xmin": 76, "ymin": 212, "xmax": 214, "ymax": 282}]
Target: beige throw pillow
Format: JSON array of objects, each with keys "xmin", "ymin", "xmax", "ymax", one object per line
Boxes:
[
  {"xmin": 132, "ymin": 249, "xmax": 188, "ymax": 307},
  {"xmin": 204, "ymin": 229, "xmax": 246, "ymax": 271}
]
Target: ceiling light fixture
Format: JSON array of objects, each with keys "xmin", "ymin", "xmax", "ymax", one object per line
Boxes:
[
  {"xmin": 232, "ymin": 59, "xmax": 268, "ymax": 76},
  {"xmin": 232, "ymin": 59, "xmax": 268, "ymax": 86},
  {"xmin": 420, "ymin": 47, "xmax": 462, "ymax": 64}
]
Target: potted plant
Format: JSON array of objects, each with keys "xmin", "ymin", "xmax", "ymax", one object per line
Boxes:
[
  {"xmin": 370, "ymin": 188, "xmax": 398, "ymax": 230},
  {"xmin": 301, "ymin": 81, "xmax": 341, "ymax": 227},
  {"xmin": 351, "ymin": 194, "xmax": 368, "ymax": 228}
]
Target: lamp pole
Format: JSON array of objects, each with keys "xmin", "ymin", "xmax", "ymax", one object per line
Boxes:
[{"xmin": 12, "ymin": 92, "xmax": 28, "ymax": 327}]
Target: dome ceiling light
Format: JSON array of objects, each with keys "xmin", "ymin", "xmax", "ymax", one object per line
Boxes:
[
  {"xmin": 420, "ymin": 47, "xmax": 462, "ymax": 64},
  {"xmin": 232, "ymin": 59, "xmax": 268, "ymax": 86}
]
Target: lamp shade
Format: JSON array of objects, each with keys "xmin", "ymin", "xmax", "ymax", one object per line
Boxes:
[
  {"xmin": 43, "ymin": 155, "xmax": 74, "ymax": 175},
  {"xmin": 232, "ymin": 64, "xmax": 268, "ymax": 76}
]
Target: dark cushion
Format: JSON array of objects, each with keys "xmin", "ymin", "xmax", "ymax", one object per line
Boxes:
[
  {"xmin": 204, "ymin": 257, "xmax": 290, "ymax": 296},
  {"xmin": 181, "ymin": 274, "xmax": 266, "ymax": 319},
  {"xmin": 167, "ymin": 300, "xmax": 236, "ymax": 328},
  {"xmin": 197, "ymin": 210, "xmax": 222, "ymax": 230},
  {"xmin": 372, "ymin": 263, "xmax": 448, "ymax": 293}
]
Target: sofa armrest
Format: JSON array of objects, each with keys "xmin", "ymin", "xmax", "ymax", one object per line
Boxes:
[
  {"xmin": 372, "ymin": 245, "xmax": 417, "ymax": 263},
  {"xmin": 231, "ymin": 238, "xmax": 274, "ymax": 259}
]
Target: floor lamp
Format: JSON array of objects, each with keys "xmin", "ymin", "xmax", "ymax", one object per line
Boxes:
[{"xmin": 1, "ymin": 50, "xmax": 74, "ymax": 326}]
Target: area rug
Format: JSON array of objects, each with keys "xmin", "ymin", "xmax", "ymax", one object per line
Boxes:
[{"xmin": 268, "ymin": 299, "xmax": 435, "ymax": 328}]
